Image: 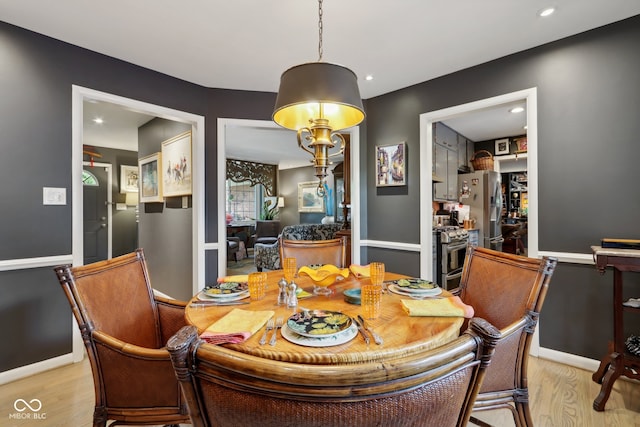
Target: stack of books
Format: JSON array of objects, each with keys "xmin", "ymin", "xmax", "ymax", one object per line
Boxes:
[{"xmin": 601, "ymin": 238, "xmax": 640, "ymax": 250}]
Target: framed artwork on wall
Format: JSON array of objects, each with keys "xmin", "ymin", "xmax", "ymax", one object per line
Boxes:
[
  {"xmin": 120, "ymin": 165, "xmax": 139, "ymax": 193},
  {"xmin": 139, "ymin": 152, "xmax": 163, "ymax": 203},
  {"xmin": 515, "ymin": 137, "xmax": 528, "ymax": 153},
  {"xmin": 161, "ymin": 131, "xmax": 192, "ymax": 197},
  {"xmin": 376, "ymin": 142, "xmax": 406, "ymax": 187},
  {"xmin": 298, "ymin": 181, "xmax": 325, "ymax": 213},
  {"xmin": 495, "ymin": 138, "xmax": 510, "ymax": 155}
]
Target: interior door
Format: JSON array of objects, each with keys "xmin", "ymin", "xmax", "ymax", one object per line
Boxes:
[{"xmin": 83, "ymin": 166, "xmax": 109, "ymax": 264}]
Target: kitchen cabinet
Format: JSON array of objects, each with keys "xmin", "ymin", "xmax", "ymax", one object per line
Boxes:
[
  {"xmin": 457, "ymin": 134, "xmax": 474, "ymax": 172},
  {"xmin": 433, "ymin": 123, "xmax": 459, "ymax": 201}
]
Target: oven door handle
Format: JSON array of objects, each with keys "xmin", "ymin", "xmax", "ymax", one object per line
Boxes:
[
  {"xmin": 446, "ymin": 242, "xmax": 468, "ymax": 253},
  {"xmin": 446, "ymin": 269, "xmax": 463, "ymax": 280}
]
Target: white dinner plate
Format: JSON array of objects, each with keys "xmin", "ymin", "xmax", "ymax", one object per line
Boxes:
[
  {"xmin": 281, "ymin": 323, "xmax": 358, "ymax": 347},
  {"xmin": 197, "ymin": 290, "xmax": 250, "ymax": 302},
  {"xmin": 388, "ymin": 284, "xmax": 442, "ymax": 298}
]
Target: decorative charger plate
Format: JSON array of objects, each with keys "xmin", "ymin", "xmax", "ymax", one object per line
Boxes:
[
  {"xmin": 281, "ymin": 323, "xmax": 358, "ymax": 347},
  {"xmin": 286, "ymin": 310, "xmax": 352, "ymax": 338},
  {"xmin": 387, "ymin": 278, "xmax": 441, "ymax": 293}
]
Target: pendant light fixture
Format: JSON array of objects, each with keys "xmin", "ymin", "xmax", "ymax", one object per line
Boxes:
[{"xmin": 273, "ymin": 0, "xmax": 365, "ymax": 196}]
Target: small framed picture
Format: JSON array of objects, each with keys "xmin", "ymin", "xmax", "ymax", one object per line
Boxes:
[
  {"xmin": 298, "ymin": 181, "xmax": 325, "ymax": 213},
  {"xmin": 138, "ymin": 152, "xmax": 163, "ymax": 203},
  {"xmin": 376, "ymin": 142, "xmax": 406, "ymax": 187},
  {"xmin": 495, "ymin": 138, "xmax": 510, "ymax": 155},
  {"xmin": 120, "ymin": 165, "xmax": 139, "ymax": 194},
  {"xmin": 515, "ymin": 137, "xmax": 528, "ymax": 153}
]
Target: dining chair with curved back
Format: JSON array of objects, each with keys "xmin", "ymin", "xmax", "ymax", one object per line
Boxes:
[
  {"xmin": 53, "ymin": 249, "xmax": 190, "ymax": 427},
  {"xmin": 279, "ymin": 236, "xmax": 347, "ymax": 268},
  {"xmin": 451, "ymin": 245, "xmax": 558, "ymax": 427},
  {"xmin": 167, "ymin": 317, "xmax": 502, "ymax": 427}
]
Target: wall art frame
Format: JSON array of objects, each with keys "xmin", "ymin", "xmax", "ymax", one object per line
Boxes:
[
  {"xmin": 375, "ymin": 142, "xmax": 406, "ymax": 187},
  {"xmin": 120, "ymin": 165, "xmax": 139, "ymax": 193},
  {"xmin": 298, "ymin": 181, "xmax": 326, "ymax": 213},
  {"xmin": 161, "ymin": 130, "xmax": 192, "ymax": 197},
  {"xmin": 495, "ymin": 138, "xmax": 510, "ymax": 155},
  {"xmin": 138, "ymin": 152, "xmax": 163, "ymax": 203}
]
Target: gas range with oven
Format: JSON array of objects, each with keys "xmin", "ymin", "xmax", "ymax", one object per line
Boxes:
[{"xmin": 433, "ymin": 226, "xmax": 469, "ymax": 290}]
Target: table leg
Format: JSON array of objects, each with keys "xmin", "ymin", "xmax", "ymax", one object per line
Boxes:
[
  {"xmin": 592, "ymin": 342, "xmax": 614, "ymax": 384},
  {"xmin": 592, "ymin": 352, "xmax": 622, "ymax": 411}
]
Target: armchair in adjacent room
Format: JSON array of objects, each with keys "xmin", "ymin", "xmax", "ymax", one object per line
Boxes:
[{"xmin": 253, "ymin": 223, "xmax": 344, "ymax": 271}]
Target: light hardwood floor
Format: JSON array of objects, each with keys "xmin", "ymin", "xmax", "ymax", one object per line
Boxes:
[{"xmin": 1, "ymin": 356, "xmax": 638, "ymax": 426}]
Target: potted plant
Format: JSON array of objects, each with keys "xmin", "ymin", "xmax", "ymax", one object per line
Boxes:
[{"xmin": 260, "ymin": 199, "xmax": 279, "ymax": 220}]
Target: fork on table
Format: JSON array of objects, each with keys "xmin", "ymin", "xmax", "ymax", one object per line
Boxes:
[
  {"xmin": 269, "ymin": 317, "xmax": 284, "ymax": 346},
  {"xmin": 259, "ymin": 318, "xmax": 274, "ymax": 345}
]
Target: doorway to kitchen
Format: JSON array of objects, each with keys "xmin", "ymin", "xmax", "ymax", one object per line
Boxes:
[{"xmin": 419, "ymin": 88, "xmax": 539, "ymax": 281}]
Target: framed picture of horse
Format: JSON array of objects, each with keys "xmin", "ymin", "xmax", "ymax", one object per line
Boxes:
[{"xmin": 161, "ymin": 131, "xmax": 192, "ymax": 197}]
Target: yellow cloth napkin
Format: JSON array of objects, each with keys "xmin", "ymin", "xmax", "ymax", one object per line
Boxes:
[
  {"xmin": 217, "ymin": 274, "xmax": 249, "ymax": 283},
  {"xmin": 401, "ymin": 296, "xmax": 474, "ymax": 318},
  {"xmin": 200, "ymin": 308, "xmax": 274, "ymax": 344}
]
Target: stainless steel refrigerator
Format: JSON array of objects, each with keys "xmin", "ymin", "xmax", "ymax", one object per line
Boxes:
[{"xmin": 458, "ymin": 170, "xmax": 503, "ymax": 251}]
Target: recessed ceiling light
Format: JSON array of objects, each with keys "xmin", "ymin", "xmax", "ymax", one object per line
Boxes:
[
  {"xmin": 93, "ymin": 117, "xmax": 104, "ymax": 124},
  {"xmin": 539, "ymin": 7, "xmax": 555, "ymax": 17},
  {"xmin": 510, "ymin": 107, "xmax": 525, "ymax": 114},
  {"xmin": 365, "ymin": 74, "xmax": 374, "ymax": 81}
]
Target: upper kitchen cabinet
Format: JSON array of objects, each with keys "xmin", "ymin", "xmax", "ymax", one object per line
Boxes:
[
  {"xmin": 457, "ymin": 134, "xmax": 474, "ymax": 173},
  {"xmin": 433, "ymin": 122, "xmax": 459, "ymax": 201}
]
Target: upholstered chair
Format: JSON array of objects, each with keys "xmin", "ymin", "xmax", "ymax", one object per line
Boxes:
[
  {"xmin": 53, "ymin": 249, "xmax": 190, "ymax": 427},
  {"xmin": 451, "ymin": 245, "xmax": 557, "ymax": 427},
  {"xmin": 254, "ymin": 223, "xmax": 343, "ymax": 271},
  {"xmin": 168, "ymin": 318, "xmax": 502, "ymax": 427},
  {"xmin": 280, "ymin": 237, "xmax": 347, "ymax": 268}
]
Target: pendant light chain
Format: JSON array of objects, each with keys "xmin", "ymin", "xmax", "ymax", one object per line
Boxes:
[{"xmin": 318, "ymin": 0, "xmax": 323, "ymax": 61}]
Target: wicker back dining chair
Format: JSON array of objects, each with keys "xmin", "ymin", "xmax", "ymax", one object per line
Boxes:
[
  {"xmin": 279, "ymin": 237, "xmax": 347, "ymax": 268},
  {"xmin": 53, "ymin": 249, "xmax": 190, "ymax": 427},
  {"xmin": 167, "ymin": 318, "xmax": 501, "ymax": 427},
  {"xmin": 451, "ymin": 245, "xmax": 558, "ymax": 427}
]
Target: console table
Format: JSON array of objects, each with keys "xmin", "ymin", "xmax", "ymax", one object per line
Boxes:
[{"xmin": 590, "ymin": 246, "xmax": 640, "ymax": 411}]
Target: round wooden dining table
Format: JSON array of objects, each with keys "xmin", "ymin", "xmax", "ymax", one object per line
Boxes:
[{"xmin": 185, "ymin": 270, "xmax": 464, "ymax": 365}]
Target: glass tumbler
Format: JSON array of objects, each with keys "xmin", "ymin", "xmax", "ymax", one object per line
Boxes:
[
  {"xmin": 362, "ymin": 262, "xmax": 385, "ymax": 319},
  {"xmin": 283, "ymin": 257, "xmax": 297, "ymax": 284},
  {"xmin": 248, "ymin": 272, "xmax": 267, "ymax": 301}
]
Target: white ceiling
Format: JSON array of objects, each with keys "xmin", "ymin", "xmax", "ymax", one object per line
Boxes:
[{"xmin": 9, "ymin": 1, "xmax": 639, "ymax": 163}]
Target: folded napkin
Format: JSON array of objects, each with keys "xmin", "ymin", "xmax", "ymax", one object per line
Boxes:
[
  {"xmin": 401, "ymin": 296, "xmax": 474, "ymax": 318},
  {"xmin": 200, "ymin": 308, "xmax": 274, "ymax": 345},
  {"xmin": 349, "ymin": 264, "xmax": 370, "ymax": 278},
  {"xmin": 217, "ymin": 274, "xmax": 249, "ymax": 283}
]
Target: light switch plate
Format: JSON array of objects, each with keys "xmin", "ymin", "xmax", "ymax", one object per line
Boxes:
[{"xmin": 43, "ymin": 187, "xmax": 66, "ymax": 205}]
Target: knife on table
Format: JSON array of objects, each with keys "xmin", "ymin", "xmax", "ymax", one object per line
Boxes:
[
  {"xmin": 190, "ymin": 300, "xmax": 249, "ymax": 306},
  {"xmin": 357, "ymin": 315, "xmax": 384, "ymax": 345},
  {"xmin": 352, "ymin": 317, "xmax": 370, "ymax": 345}
]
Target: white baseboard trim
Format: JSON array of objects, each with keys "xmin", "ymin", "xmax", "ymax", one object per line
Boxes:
[
  {"xmin": 538, "ymin": 347, "xmax": 600, "ymax": 372},
  {"xmin": 0, "ymin": 353, "xmax": 75, "ymax": 385}
]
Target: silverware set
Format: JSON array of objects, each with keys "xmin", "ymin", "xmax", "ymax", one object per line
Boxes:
[
  {"xmin": 269, "ymin": 317, "xmax": 283, "ymax": 346},
  {"xmin": 354, "ymin": 315, "xmax": 383, "ymax": 345},
  {"xmin": 260, "ymin": 316, "xmax": 283, "ymax": 346}
]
